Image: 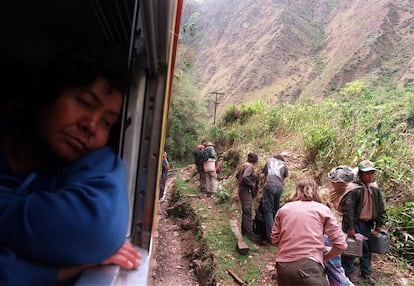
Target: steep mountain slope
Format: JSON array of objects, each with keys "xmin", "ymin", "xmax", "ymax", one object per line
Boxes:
[
  {"xmin": 188, "ymin": 0, "xmax": 414, "ymax": 114},
  {"xmin": 310, "ymin": 0, "xmax": 414, "ymax": 95}
]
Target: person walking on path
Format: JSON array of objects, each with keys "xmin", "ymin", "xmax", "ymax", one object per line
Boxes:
[
  {"xmin": 262, "ymin": 153, "xmax": 288, "ymax": 243},
  {"xmin": 194, "ymin": 144, "xmax": 207, "ymax": 193},
  {"xmin": 272, "ymin": 178, "xmax": 347, "ymax": 286},
  {"xmin": 341, "ymin": 160, "xmax": 387, "ymax": 285},
  {"xmin": 159, "ymin": 151, "xmax": 170, "ymax": 200},
  {"xmin": 236, "ymin": 152, "xmax": 260, "ymax": 243},
  {"xmin": 203, "ymin": 142, "xmax": 218, "ymax": 196}
]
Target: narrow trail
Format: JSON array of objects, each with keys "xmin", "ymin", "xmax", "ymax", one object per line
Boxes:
[{"xmin": 151, "ymin": 171, "xmax": 200, "ymax": 286}]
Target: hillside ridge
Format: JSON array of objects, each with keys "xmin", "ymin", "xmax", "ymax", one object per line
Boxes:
[{"xmin": 186, "ymin": 0, "xmax": 414, "ymax": 114}]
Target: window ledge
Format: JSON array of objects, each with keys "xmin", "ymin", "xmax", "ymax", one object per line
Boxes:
[{"xmin": 75, "ymin": 248, "xmax": 150, "ymax": 286}]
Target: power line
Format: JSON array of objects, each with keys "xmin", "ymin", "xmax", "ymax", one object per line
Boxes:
[{"xmin": 209, "ymin": 91, "xmax": 224, "ymax": 125}]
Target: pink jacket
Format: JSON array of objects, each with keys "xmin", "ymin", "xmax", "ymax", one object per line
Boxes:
[{"xmin": 272, "ymin": 200, "xmax": 347, "ymax": 265}]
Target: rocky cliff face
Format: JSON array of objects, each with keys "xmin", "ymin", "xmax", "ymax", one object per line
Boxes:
[{"xmin": 187, "ymin": 0, "xmax": 414, "ymax": 113}]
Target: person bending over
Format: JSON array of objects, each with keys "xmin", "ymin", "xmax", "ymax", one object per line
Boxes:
[
  {"xmin": 262, "ymin": 153, "xmax": 288, "ymax": 243},
  {"xmin": 272, "ymin": 178, "xmax": 347, "ymax": 286}
]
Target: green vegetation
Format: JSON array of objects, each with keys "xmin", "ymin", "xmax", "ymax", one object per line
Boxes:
[
  {"xmin": 166, "ymin": 83, "xmax": 414, "ymax": 286},
  {"xmin": 167, "ymin": 3, "xmax": 414, "ymax": 278},
  {"xmin": 164, "ymin": 1, "xmax": 211, "ymax": 167},
  {"xmin": 215, "ymin": 188, "xmax": 231, "ymax": 204},
  {"xmin": 201, "ymin": 81, "xmax": 414, "ymax": 266},
  {"xmin": 387, "ymin": 201, "xmax": 414, "ymax": 265}
]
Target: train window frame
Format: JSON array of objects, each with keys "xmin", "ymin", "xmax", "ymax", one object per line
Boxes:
[{"xmin": 0, "ymin": 0, "xmax": 183, "ymax": 285}]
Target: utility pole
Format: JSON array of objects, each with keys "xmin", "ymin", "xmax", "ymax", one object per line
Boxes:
[{"xmin": 209, "ymin": 91, "xmax": 224, "ymax": 125}]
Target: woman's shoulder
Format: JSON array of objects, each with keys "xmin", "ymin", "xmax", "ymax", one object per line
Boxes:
[
  {"xmin": 77, "ymin": 146, "xmax": 118, "ymax": 162},
  {"xmin": 294, "ymin": 200, "xmax": 333, "ymax": 213},
  {"xmin": 65, "ymin": 146, "xmax": 123, "ymax": 176}
]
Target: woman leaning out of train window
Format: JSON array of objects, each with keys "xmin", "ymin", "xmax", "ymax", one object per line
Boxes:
[{"xmin": 0, "ymin": 46, "xmax": 140, "ymax": 286}]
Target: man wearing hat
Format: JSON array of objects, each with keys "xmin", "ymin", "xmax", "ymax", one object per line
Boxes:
[{"xmin": 341, "ymin": 160, "xmax": 387, "ymax": 285}]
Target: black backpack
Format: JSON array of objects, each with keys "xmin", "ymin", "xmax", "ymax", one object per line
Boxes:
[
  {"xmin": 200, "ymin": 147, "xmax": 214, "ymax": 162},
  {"xmin": 194, "ymin": 150, "xmax": 203, "ymax": 165},
  {"xmin": 252, "ymin": 198, "xmax": 267, "ymax": 241},
  {"xmin": 194, "ymin": 148, "xmax": 211, "ymax": 169}
]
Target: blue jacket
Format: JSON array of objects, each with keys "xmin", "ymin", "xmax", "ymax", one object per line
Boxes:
[{"xmin": 0, "ymin": 120, "xmax": 129, "ymax": 285}]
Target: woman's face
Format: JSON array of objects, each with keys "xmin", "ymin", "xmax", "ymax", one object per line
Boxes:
[{"xmin": 37, "ymin": 77, "xmax": 123, "ymax": 161}]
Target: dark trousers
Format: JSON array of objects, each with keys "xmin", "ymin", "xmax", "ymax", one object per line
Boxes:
[
  {"xmin": 277, "ymin": 258, "xmax": 329, "ymax": 286},
  {"xmin": 263, "ymin": 185, "xmax": 283, "ymax": 241},
  {"xmin": 198, "ymin": 169, "xmax": 207, "ymax": 192},
  {"xmin": 159, "ymin": 174, "xmax": 167, "ymax": 199},
  {"xmin": 341, "ymin": 220, "xmax": 373, "ymax": 277},
  {"xmin": 238, "ymin": 187, "xmax": 253, "ymax": 236}
]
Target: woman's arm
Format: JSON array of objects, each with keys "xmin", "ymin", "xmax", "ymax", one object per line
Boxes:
[
  {"xmin": 324, "ymin": 207, "xmax": 347, "ymax": 256},
  {"xmin": 57, "ymin": 241, "xmax": 141, "ymax": 284},
  {"xmin": 0, "ymin": 240, "xmax": 141, "ymax": 286},
  {"xmin": 0, "ymin": 246, "xmax": 57, "ymax": 286},
  {"xmin": 323, "ymin": 245, "xmax": 344, "ymax": 262},
  {"xmin": 0, "ymin": 147, "xmax": 129, "ymax": 265},
  {"xmin": 271, "ymin": 213, "xmax": 282, "ymax": 246}
]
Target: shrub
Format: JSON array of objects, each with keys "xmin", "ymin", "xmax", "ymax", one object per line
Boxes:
[
  {"xmin": 302, "ymin": 125, "xmax": 336, "ymax": 164},
  {"xmin": 215, "ymin": 188, "xmax": 231, "ymax": 204},
  {"xmin": 209, "ymin": 125, "xmax": 226, "ymax": 145},
  {"xmin": 407, "ymin": 94, "xmax": 414, "ymax": 128},
  {"xmin": 265, "ymin": 107, "xmax": 280, "ymax": 132},
  {"xmin": 387, "ymin": 201, "xmax": 414, "ymax": 264},
  {"xmin": 222, "ymin": 104, "xmax": 241, "ymax": 124}
]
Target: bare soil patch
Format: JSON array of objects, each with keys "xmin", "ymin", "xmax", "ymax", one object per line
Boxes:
[{"xmin": 151, "ymin": 175, "xmax": 200, "ymax": 286}]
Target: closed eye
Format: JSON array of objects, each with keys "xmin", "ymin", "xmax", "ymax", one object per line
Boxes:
[
  {"xmin": 101, "ymin": 116, "xmax": 117, "ymax": 130},
  {"xmin": 101, "ymin": 120, "xmax": 113, "ymax": 129},
  {"xmin": 76, "ymin": 96, "xmax": 93, "ymax": 109}
]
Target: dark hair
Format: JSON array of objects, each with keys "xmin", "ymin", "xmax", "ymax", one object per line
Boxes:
[
  {"xmin": 2, "ymin": 60, "xmax": 32, "ymax": 115},
  {"xmin": 26, "ymin": 46, "xmax": 128, "ymax": 113},
  {"xmin": 273, "ymin": 154, "xmax": 285, "ymax": 161},
  {"xmin": 247, "ymin": 152, "xmax": 258, "ymax": 163}
]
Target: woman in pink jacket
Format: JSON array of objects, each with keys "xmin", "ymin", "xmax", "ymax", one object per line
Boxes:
[{"xmin": 271, "ymin": 178, "xmax": 347, "ymax": 286}]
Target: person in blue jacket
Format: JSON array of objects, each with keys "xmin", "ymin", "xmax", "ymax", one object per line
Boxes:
[{"xmin": 0, "ymin": 46, "xmax": 140, "ymax": 285}]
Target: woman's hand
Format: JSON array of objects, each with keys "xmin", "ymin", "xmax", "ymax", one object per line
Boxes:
[
  {"xmin": 57, "ymin": 241, "xmax": 141, "ymax": 284},
  {"xmin": 323, "ymin": 245, "xmax": 344, "ymax": 262},
  {"xmin": 100, "ymin": 241, "xmax": 141, "ymax": 270}
]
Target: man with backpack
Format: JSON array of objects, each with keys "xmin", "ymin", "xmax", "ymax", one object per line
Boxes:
[{"xmin": 203, "ymin": 142, "xmax": 218, "ymax": 196}]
